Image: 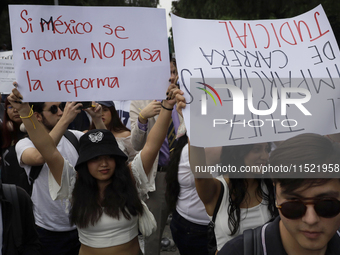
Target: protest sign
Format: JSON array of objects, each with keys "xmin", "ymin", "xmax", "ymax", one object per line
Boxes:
[
  {"xmin": 0, "ymin": 51, "xmax": 15, "ymax": 94},
  {"xmin": 172, "ymin": 5, "xmax": 340, "ymax": 147},
  {"xmin": 9, "ymin": 5, "xmax": 169, "ymax": 102}
]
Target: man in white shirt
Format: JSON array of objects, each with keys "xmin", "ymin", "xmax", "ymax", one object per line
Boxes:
[{"xmin": 16, "ymin": 101, "xmax": 84, "ymax": 255}]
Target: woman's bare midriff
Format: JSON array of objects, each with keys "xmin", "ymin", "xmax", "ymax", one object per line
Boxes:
[{"xmin": 79, "ymin": 236, "xmax": 140, "ymax": 255}]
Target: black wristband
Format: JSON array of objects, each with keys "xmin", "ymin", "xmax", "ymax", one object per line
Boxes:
[{"xmin": 161, "ymin": 100, "xmax": 173, "ymax": 111}]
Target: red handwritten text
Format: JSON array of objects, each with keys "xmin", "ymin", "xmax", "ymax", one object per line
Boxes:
[
  {"xmin": 122, "ymin": 48, "xmax": 161, "ymax": 66},
  {"xmin": 40, "ymin": 15, "xmax": 93, "ymax": 34},
  {"xmin": 26, "ymin": 71, "xmax": 43, "ymax": 91},
  {"xmin": 91, "ymin": 42, "xmax": 115, "ymax": 59},
  {"xmin": 57, "ymin": 76, "xmax": 119, "ymax": 97},
  {"xmin": 103, "ymin": 25, "xmax": 129, "ymax": 39},
  {"xmin": 219, "ymin": 11, "xmax": 329, "ymax": 49},
  {"xmin": 20, "ymin": 10, "xmax": 34, "ymax": 33},
  {"xmin": 22, "ymin": 47, "xmax": 81, "ymax": 66}
]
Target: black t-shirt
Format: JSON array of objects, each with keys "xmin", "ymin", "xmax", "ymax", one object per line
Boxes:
[{"xmin": 219, "ymin": 216, "xmax": 340, "ymax": 255}]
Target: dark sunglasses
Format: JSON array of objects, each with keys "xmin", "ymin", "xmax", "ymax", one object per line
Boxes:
[
  {"xmin": 276, "ymin": 197, "xmax": 340, "ymax": 219},
  {"xmin": 43, "ymin": 104, "xmax": 63, "ymax": 114}
]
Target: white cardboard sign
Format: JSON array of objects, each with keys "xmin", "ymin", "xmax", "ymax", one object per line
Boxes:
[
  {"xmin": 0, "ymin": 51, "xmax": 15, "ymax": 94},
  {"xmin": 172, "ymin": 5, "xmax": 340, "ymax": 146},
  {"xmin": 9, "ymin": 5, "xmax": 170, "ymax": 102}
]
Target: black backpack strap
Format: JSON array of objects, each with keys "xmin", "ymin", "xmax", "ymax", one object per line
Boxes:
[
  {"xmin": 212, "ymin": 180, "xmax": 225, "ymax": 223},
  {"xmin": 2, "ymin": 184, "xmax": 22, "ymax": 248},
  {"xmin": 28, "ymin": 130, "xmax": 79, "ymax": 196},
  {"xmin": 244, "ymin": 225, "xmax": 266, "ymax": 255},
  {"xmin": 207, "ymin": 181, "xmax": 225, "ymax": 255},
  {"xmin": 63, "ymin": 130, "xmax": 79, "ymax": 153},
  {"xmin": 28, "ymin": 164, "xmax": 43, "ymax": 196}
]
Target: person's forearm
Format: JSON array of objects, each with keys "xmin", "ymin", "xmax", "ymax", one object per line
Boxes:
[
  {"xmin": 49, "ymin": 115, "xmax": 71, "ymax": 146},
  {"xmin": 141, "ymin": 101, "xmax": 172, "ymax": 175},
  {"xmin": 146, "ymin": 101, "xmax": 172, "ymax": 150},
  {"xmin": 18, "ymin": 106, "xmax": 57, "ymax": 162},
  {"xmin": 92, "ymin": 116, "xmax": 106, "ymax": 129}
]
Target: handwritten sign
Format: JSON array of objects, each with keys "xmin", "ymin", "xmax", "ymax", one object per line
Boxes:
[
  {"xmin": 172, "ymin": 5, "xmax": 340, "ymax": 147},
  {"xmin": 0, "ymin": 51, "xmax": 15, "ymax": 94},
  {"xmin": 9, "ymin": 5, "xmax": 170, "ymax": 102}
]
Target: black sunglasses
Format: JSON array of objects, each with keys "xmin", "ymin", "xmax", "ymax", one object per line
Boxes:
[
  {"xmin": 276, "ymin": 197, "xmax": 340, "ymax": 219},
  {"xmin": 43, "ymin": 104, "xmax": 63, "ymax": 114}
]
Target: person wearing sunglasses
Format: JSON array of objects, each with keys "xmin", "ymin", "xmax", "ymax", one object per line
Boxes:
[
  {"xmin": 14, "ymin": 98, "xmax": 103, "ymax": 255},
  {"xmin": 218, "ymin": 133, "xmax": 340, "ymax": 255}
]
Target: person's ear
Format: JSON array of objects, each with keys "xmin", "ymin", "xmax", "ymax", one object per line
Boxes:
[{"xmin": 34, "ymin": 112, "xmax": 42, "ymax": 122}]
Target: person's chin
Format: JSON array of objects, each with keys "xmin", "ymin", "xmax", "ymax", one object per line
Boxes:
[{"xmin": 298, "ymin": 231, "xmax": 327, "ymax": 251}]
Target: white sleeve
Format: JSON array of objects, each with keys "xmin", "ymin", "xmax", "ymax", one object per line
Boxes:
[
  {"xmin": 15, "ymin": 138, "xmax": 34, "ymax": 167},
  {"xmin": 48, "ymin": 159, "xmax": 76, "ymax": 201},
  {"xmin": 118, "ymin": 136, "xmax": 139, "ymax": 163},
  {"xmin": 67, "ymin": 129, "xmax": 85, "ymax": 140},
  {"xmin": 131, "ymin": 151, "xmax": 156, "ymax": 199}
]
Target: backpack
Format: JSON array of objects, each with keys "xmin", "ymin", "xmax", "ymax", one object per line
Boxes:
[
  {"xmin": 2, "ymin": 184, "xmax": 22, "ymax": 249},
  {"xmin": 243, "ymin": 222, "xmax": 273, "ymax": 255},
  {"xmin": 26, "ymin": 130, "xmax": 79, "ymax": 196},
  {"xmin": 207, "ymin": 181, "xmax": 224, "ymax": 255}
]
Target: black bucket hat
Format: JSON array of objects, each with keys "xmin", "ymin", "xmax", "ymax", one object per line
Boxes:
[{"xmin": 75, "ymin": 129, "xmax": 128, "ymax": 170}]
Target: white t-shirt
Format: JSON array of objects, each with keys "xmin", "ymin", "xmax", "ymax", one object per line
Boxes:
[
  {"xmin": 48, "ymin": 151, "xmax": 152, "ymax": 248},
  {"xmin": 15, "ymin": 130, "xmax": 83, "ymax": 231},
  {"xmin": 176, "ymin": 144, "xmax": 210, "ymax": 225},
  {"xmin": 211, "ymin": 176, "xmax": 272, "ymax": 250}
]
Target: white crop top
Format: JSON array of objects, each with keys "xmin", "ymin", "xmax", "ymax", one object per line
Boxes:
[
  {"xmin": 176, "ymin": 144, "xmax": 210, "ymax": 225},
  {"xmin": 48, "ymin": 152, "xmax": 150, "ymax": 248},
  {"xmin": 210, "ymin": 176, "xmax": 272, "ymax": 250},
  {"xmin": 79, "ymin": 210, "xmax": 138, "ymax": 248}
]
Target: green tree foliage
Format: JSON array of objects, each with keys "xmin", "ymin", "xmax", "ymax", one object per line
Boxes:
[
  {"xmin": 0, "ymin": 0, "xmax": 158, "ymax": 49},
  {"xmin": 172, "ymin": 0, "xmax": 340, "ymax": 45}
]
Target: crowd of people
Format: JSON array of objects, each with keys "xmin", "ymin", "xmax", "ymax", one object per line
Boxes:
[{"xmin": 0, "ymin": 56, "xmax": 340, "ymax": 255}]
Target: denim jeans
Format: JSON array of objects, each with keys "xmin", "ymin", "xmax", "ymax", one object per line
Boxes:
[{"xmin": 170, "ymin": 210, "xmax": 209, "ymax": 255}]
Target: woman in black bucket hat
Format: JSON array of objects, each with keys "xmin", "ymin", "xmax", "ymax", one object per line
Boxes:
[{"xmin": 8, "ymin": 83, "xmax": 178, "ymax": 255}]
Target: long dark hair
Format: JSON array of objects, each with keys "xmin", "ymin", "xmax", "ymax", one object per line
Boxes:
[
  {"xmin": 220, "ymin": 143, "xmax": 277, "ymax": 235},
  {"xmin": 165, "ymin": 134, "xmax": 188, "ymax": 213},
  {"xmin": 90, "ymin": 104, "xmax": 130, "ymax": 133},
  {"xmin": 70, "ymin": 157, "xmax": 143, "ymax": 228},
  {"xmin": 2, "ymin": 99, "xmax": 23, "ymax": 148}
]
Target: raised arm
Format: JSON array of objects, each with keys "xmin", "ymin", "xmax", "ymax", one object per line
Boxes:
[
  {"xmin": 50, "ymin": 101, "xmax": 105, "ymax": 140},
  {"xmin": 19, "ymin": 101, "xmax": 83, "ymax": 166},
  {"xmin": 8, "ymin": 87, "xmax": 64, "ymax": 185},
  {"xmin": 139, "ymin": 84, "xmax": 177, "ymax": 175},
  {"xmin": 175, "ymin": 88, "xmax": 221, "ymax": 216}
]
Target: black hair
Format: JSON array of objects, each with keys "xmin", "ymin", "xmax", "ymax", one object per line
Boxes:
[
  {"xmin": 165, "ymin": 134, "xmax": 188, "ymax": 213},
  {"xmin": 220, "ymin": 143, "xmax": 277, "ymax": 235},
  {"xmin": 29, "ymin": 102, "xmax": 45, "ymax": 114},
  {"xmin": 270, "ymin": 133, "xmax": 340, "ymax": 194},
  {"xmin": 69, "ymin": 157, "xmax": 143, "ymax": 228}
]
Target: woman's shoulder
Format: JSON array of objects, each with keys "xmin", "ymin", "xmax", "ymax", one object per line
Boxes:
[
  {"xmin": 216, "ymin": 175, "xmax": 230, "ymax": 186},
  {"xmin": 113, "ymin": 130, "xmax": 131, "ymax": 138}
]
